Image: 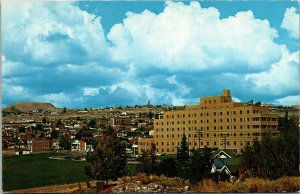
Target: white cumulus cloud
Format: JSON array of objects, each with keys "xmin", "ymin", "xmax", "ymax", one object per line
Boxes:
[
  {"xmin": 274, "ymin": 95, "xmax": 300, "ymax": 106},
  {"xmin": 108, "ymin": 1, "xmax": 281, "ymax": 73},
  {"xmin": 281, "ymin": 7, "xmax": 299, "ymax": 39},
  {"xmin": 245, "ymin": 47, "xmax": 299, "ymax": 96}
]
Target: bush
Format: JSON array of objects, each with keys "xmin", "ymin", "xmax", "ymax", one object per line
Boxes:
[
  {"xmin": 232, "ymin": 177, "xmax": 300, "ymax": 192},
  {"xmin": 133, "ymin": 173, "xmax": 151, "ymax": 184},
  {"xmin": 160, "ymin": 177, "xmax": 186, "ymax": 188},
  {"xmin": 277, "ymin": 176, "xmax": 300, "ymax": 192}
]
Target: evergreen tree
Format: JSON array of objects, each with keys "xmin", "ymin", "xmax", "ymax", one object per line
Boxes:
[
  {"xmin": 88, "ymin": 119, "xmax": 97, "ymax": 128},
  {"xmin": 157, "ymin": 157, "xmax": 178, "ymax": 177},
  {"xmin": 59, "ymin": 136, "xmax": 71, "ymax": 150},
  {"xmin": 241, "ymin": 119, "xmax": 299, "ymax": 179},
  {"xmin": 85, "ymin": 126, "xmax": 127, "ymax": 186},
  {"xmin": 42, "ymin": 117, "xmax": 47, "ymax": 124},
  {"xmin": 176, "ymin": 133, "xmax": 190, "ymax": 179},
  {"xmin": 189, "ymin": 147, "xmax": 212, "ymax": 183},
  {"xmin": 138, "ymin": 142, "xmax": 157, "ymax": 175}
]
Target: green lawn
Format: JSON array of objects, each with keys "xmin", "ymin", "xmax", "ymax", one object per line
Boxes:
[
  {"xmin": 3, "ymin": 152, "xmax": 140, "ymax": 191},
  {"xmin": 3, "ymin": 153, "xmax": 89, "ymax": 191}
]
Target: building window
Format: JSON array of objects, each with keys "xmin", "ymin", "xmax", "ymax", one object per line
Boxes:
[
  {"xmin": 207, "ymin": 127, "xmax": 210, "ymax": 130},
  {"xmin": 214, "ymin": 142, "xmax": 217, "ymax": 146},
  {"xmin": 234, "ymin": 141, "xmax": 236, "ymax": 146},
  {"xmin": 240, "ymin": 110, "xmax": 243, "ymax": 114},
  {"xmin": 162, "ymin": 142, "xmax": 164, "ymax": 145}
]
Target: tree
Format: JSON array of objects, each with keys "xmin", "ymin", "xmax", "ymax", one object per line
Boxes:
[
  {"xmin": 241, "ymin": 121, "xmax": 299, "ymax": 179},
  {"xmin": 148, "ymin": 111, "xmax": 154, "ymax": 119},
  {"xmin": 88, "ymin": 119, "xmax": 97, "ymax": 128},
  {"xmin": 176, "ymin": 133, "xmax": 190, "ymax": 179},
  {"xmin": 35, "ymin": 124, "xmax": 43, "ymax": 131},
  {"xmin": 42, "ymin": 117, "xmax": 47, "ymax": 124},
  {"xmin": 85, "ymin": 126, "xmax": 127, "ymax": 186},
  {"xmin": 189, "ymin": 147, "xmax": 212, "ymax": 183},
  {"xmin": 138, "ymin": 143, "xmax": 158, "ymax": 175},
  {"xmin": 157, "ymin": 157, "xmax": 177, "ymax": 177},
  {"xmin": 50, "ymin": 130, "xmax": 60, "ymax": 139},
  {"xmin": 59, "ymin": 136, "xmax": 71, "ymax": 150},
  {"xmin": 62, "ymin": 107, "xmax": 67, "ymax": 114},
  {"xmin": 55, "ymin": 119, "xmax": 64, "ymax": 128}
]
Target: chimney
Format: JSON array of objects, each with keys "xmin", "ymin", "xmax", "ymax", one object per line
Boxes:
[{"xmin": 223, "ymin": 89, "xmax": 231, "ymax": 97}]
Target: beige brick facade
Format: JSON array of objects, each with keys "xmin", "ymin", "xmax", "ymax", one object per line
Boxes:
[{"xmin": 138, "ymin": 90, "xmax": 279, "ymax": 154}]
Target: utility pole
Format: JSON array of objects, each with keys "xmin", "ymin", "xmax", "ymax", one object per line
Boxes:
[
  {"xmin": 195, "ymin": 129, "xmax": 204, "ymax": 150},
  {"xmin": 221, "ymin": 133, "xmax": 228, "ymax": 150}
]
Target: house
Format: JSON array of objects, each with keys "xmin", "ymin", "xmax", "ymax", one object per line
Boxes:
[
  {"xmin": 32, "ymin": 139, "xmax": 52, "ymax": 153},
  {"xmin": 79, "ymin": 139, "xmax": 94, "ymax": 152},
  {"xmin": 210, "ymin": 150, "xmax": 241, "ymax": 181},
  {"xmin": 71, "ymin": 139, "xmax": 80, "ymax": 151}
]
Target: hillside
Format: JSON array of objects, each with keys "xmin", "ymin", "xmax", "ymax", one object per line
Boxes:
[{"xmin": 3, "ymin": 102, "xmax": 59, "ymax": 113}]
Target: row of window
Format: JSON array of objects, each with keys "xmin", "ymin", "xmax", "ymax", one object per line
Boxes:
[
  {"xmin": 157, "ymin": 141, "xmax": 250, "ymax": 153},
  {"xmin": 156, "ymin": 132, "xmax": 260, "ymax": 139},
  {"xmin": 164, "ymin": 109, "xmax": 264, "ymax": 119},
  {"xmin": 156, "ymin": 124, "xmax": 277, "ymax": 132},
  {"xmin": 156, "ymin": 117, "xmax": 277, "ymax": 126}
]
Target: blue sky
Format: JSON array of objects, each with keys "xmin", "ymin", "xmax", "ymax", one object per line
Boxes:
[{"xmin": 2, "ymin": 1, "xmax": 299, "ymax": 108}]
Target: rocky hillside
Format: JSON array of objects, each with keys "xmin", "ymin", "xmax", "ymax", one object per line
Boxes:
[{"xmin": 3, "ymin": 102, "xmax": 59, "ymax": 113}]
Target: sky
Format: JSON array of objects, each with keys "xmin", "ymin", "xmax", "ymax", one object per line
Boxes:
[{"xmin": 2, "ymin": 0, "xmax": 299, "ymax": 108}]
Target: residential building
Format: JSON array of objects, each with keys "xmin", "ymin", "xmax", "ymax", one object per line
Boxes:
[
  {"xmin": 32, "ymin": 139, "xmax": 52, "ymax": 153},
  {"xmin": 138, "ymin": 90, "xmax": 279, "ymax": 154}
]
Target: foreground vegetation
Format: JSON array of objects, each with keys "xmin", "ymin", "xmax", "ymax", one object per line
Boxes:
[
  {"xmin": 3, "ymin": 153, "xmax": 89, "ymax": 191},
  {"xmin": 117, "ymin": 173, "xmax": 300, "ymax": 192}
]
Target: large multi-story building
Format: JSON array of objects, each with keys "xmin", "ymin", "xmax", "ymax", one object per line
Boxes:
[{"xmin": 138, "ymin": 90, "xmax": 279, "ymax": 154}]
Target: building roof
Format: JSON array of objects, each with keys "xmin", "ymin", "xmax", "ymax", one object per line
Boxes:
[{"xmin": 213, "ymin": 158, "xmax": 241, "ymax": 174}]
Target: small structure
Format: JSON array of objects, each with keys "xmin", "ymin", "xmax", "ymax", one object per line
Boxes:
[{"xmin": 71, "ymin": 139, "xmax": 80, "ymax": 151}]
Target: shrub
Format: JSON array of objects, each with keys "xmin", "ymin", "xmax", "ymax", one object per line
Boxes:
[
  {"xmin": 277, "ymin": 176, "xmax": 300, "ymax": 192},
  {"xmin": 160, "ymin": 177, "xmax": 185, "ymax": 188},
  {"xmin": 133, "ymin": 173, "xmax": 151, "ymax": 184}
]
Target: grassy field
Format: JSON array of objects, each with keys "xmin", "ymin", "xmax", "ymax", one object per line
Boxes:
[
  {"xmin": 3, "ymin": 153, "xmax": 89, "ymax": 191},
  {"xmin": 3, "ymin": 152, "xmax": 140, "ymax": 191}
]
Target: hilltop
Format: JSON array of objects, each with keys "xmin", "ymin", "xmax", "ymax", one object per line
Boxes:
[{"xmin": 3, "ymin": 102, "xmax": 59, "ymax": 113}]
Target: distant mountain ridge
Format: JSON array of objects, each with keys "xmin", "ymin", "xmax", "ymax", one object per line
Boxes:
[{"xmin": 3, "ymin": 102, "xmax": 59, "ymax": 113}]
